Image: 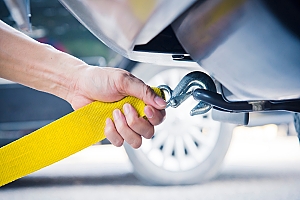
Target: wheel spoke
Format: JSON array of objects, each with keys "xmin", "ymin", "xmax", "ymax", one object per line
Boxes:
[
  {"xmin": 151, "ymin": 130, "xmax": 168, "ymax": 149},
  {"xmin": 189, "ymin": 126, "xmax": 207, "ymax": 145},
  {"xmin": 175, "ymin": 136, "xmax": 185, "ymax": 161},
  {"xmin": 161, "ymin": 135, "xmax": 175, "ymax": 158},
  {"xmin": 183, "ymin": 134, "xmax": 199, "ymax": 158}
]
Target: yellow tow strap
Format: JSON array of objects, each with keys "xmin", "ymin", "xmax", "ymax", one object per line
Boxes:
[{"xmin": 0, "ymin": 87, "xmax": 163, "ymax": 187}]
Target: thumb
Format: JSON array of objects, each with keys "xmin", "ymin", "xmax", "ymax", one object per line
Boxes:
[{"xmin": 121, "ymin": 75, "xmax": 166, "ymax": 109}]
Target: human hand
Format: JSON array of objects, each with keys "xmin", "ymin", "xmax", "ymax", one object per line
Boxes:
[
  {"xmin": 68, "ymin": 65, "xmax": 166, "ymax": 148},
  {"xmin": 0, "ymin": 20, "xmax": 165, "ymax": 149}
]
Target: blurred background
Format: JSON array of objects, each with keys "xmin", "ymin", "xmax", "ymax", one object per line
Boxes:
[{"xmin": 0, "ymin": 0, "xmax": 118, "ymax": 63}]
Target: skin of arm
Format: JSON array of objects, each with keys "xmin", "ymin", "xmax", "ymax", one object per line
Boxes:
[{"xmin": 0, "ymin": 20, "xmax": 166, "ymax": 148}]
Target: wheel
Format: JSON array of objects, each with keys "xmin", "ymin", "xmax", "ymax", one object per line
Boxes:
[{"xmin": 124, "ymin": 63, "xmax": 234, "ymax": 185}]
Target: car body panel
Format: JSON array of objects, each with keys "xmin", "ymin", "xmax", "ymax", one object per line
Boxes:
[
  {"xmin": 59, "ymin": 0, "xmax": 300, "ymax": 102},
  {"xmin": 58, "ymin": 0, "xmax": 197, "ymax": 66},
  {"xmin": 172, "ymin": 0, "xmax": 300, "ymax": 101}
]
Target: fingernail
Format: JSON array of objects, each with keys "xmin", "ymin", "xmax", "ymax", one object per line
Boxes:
[
  {"xmin": 123, "ymin": 103, "xmax": 130, "ymax": 115},
  {"xmin": 113, "ymin": 109, "xmax": 121, "ymax": 120},
  {"xmin": 154, "ymin": 96, "xmax": 166, "ymax": 108},
  {"xmin": 144, "ymin": 106, "xmax": 154, "ymax": 119}
]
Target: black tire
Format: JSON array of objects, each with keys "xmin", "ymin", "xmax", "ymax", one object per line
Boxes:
[{"xmin": 294, "ymin": 113, "xmax": 300, "ymax": 141}]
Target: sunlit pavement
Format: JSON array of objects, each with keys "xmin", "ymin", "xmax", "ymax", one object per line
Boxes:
[{"xmin": 1, "ymin": 125, "xmax": 300, "ymax": 200}]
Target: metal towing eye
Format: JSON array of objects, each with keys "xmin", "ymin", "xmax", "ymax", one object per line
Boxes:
[{"xmin": 158, "ymin": 71, "xmax": 300, "ymax": 116}]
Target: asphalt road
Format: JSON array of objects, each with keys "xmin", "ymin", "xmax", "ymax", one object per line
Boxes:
[{"xmin": 1, "ymin": 125, "xmax": 300, "ymax": 200}]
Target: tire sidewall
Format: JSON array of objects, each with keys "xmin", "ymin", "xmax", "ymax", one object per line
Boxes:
[{"xmin": 124, "ymin": 123, "xmax": 233, "ymax": 185}]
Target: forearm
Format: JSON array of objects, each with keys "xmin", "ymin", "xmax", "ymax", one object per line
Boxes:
[{"xmin": 0, "ymin": 20, "xmax": 87, "ymax": 101}]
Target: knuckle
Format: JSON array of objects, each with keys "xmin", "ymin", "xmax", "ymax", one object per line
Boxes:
[
  {"xmin": 104, "ymin": 124, "xmax": 113, "ymax": 134},
  {"xmin": 143, "ymin": 85, "xmax": 153, "ymax": 99},
  {"xmin": 127, "ymin": 136, "xmax": 142, "ymax": 149},
  {"xmin": 126, "ymin": 116, "xmax": 138, "ymax": 128},
  {"xmin": 117, "ymin": 71, "xmax": 129, "ymax": 82},
  {"xmin": 104, "ymin": 120, "xmax": 124, "ymax": 147},
  {"xmin": 117, "ymin": 121, "xmax": 128, "ymax": 131},
  {"xmin": 113, "ymin": 138, "xmax": 124, "ymax": 147},
  {"xmin": 104, "ymin": 122, "xmax": 114, "ymax": 137},
  {"xmin": 105, "ymin": 131, "xmax": 124, "ymax": 147},
  {"xmin": 105, "ymin": 132, "xmax": 122, "ymax": 147},
  {"xmin": 144, "ymin": 128, "xmax": 154, "ymax": 139},
  {"xmin": 130, "ymin": 139, "xmax": 142, "ymax": 149},
  {"xmin": 150, "ymin": 110, "xmax": 165, "ymax": 126},
  {"xmin": 114, "ymin": 116, "xmax": 127, "ymax": 130},
  {"xmin": 148, "ymin": 117, "xmax": 159, "ymax": 126},
  {"xmin": 116, "ymin": 71, "xmax": 134, "ymax": 91}
]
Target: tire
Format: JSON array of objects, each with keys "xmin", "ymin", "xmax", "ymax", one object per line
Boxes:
[
  {"xmin": 124, "ymin": 63, "xmax": 234, "ymax": 185},
  {"xmin": 294, "ymin": 113, "xmax": 300, "ymax": 141}
]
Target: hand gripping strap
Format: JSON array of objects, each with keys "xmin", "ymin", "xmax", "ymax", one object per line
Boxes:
[{"xmin": 0, "ymin": 87, "xmax": 163, "ymax": 186}]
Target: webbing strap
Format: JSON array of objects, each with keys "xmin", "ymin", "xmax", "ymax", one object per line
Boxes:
[{"xmin": 0, "ymin": 87, "xmax": 163, "ymax": 187}]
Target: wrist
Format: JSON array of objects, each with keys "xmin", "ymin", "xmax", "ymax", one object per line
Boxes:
[
  {"xmin": 45, "ymin": 47, "xmax": 89, "ymax": 103},
  {"xmin": 0, "ymin": 21, "xmax": 90, "ymax": 105},
  {"xmin": 24, "ymin": 42, "xmax": 89, "ymax": 103}
]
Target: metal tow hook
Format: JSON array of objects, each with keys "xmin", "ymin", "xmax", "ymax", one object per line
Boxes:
[
  {"xmin": 158, "ymin": 71, "xmax": 300, "ymax": 115},
  {"xmin": 158, "ymin": 71, "xmax": 217, "ymax": 116}
]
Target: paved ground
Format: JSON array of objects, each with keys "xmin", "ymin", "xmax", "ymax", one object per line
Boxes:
[{"xmin": 0, "ymin": 125, "xmax": 300, "ymax": 200}]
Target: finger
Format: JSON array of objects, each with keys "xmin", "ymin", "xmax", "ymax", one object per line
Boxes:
[
  {"xmin": 104, "ymin": 118, "xmax": 124, "ymax": 147},
  {"xmin": 113, "ymin": 109, "xmax": 142, "ymax": 149},
  {"xmin": 120, "ymin": 73, "xmax": 166, "ymax": 109},
  {"xmin": 123, "ymin": 103, "xmax": 154, "ymax": 139},
  {"xmin": 144, "ymin": 105, "xmax": 166, "ymax": 126}
]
